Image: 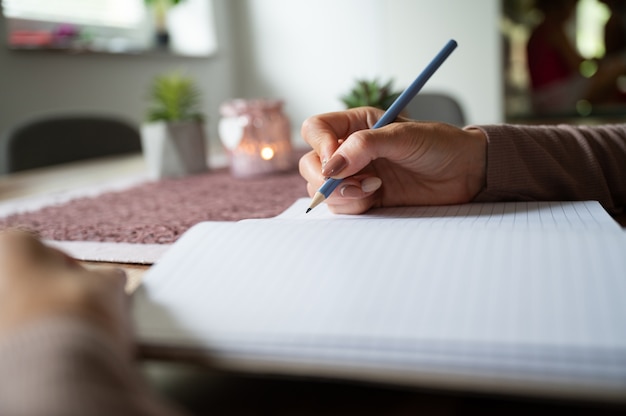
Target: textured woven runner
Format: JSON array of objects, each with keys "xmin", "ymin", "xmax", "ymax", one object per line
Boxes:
[{"xmin": 0, "ymin": 168, "xmax": 307, "ymax": 244}]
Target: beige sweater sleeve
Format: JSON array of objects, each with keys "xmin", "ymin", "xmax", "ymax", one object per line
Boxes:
[
  {"xmin": 0, "ymin": 317, "xmax": 187, "ymax": 416},
  {"xmin": 470, "ymin": 123, "xmax": 626, "ymax": 214}
]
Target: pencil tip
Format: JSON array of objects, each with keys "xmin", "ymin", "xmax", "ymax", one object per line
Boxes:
[{"xmin": 305, "ymin": 208, "xmax": 312, "ymax": 214}]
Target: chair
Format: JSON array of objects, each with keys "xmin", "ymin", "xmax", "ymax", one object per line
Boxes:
[
  {"xmin": 404, "ymin": 93, "xmax": 466, "ymax": 126},
  {"xmin": 0, "ymin": 114, "xmax": 142, "ymax": 174}
]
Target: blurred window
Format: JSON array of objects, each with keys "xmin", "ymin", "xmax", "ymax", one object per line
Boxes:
[{"xmin": 3, "ymin": 0, "xmax": 144, "ymax": 29}]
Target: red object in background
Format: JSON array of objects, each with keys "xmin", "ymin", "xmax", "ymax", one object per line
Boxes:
[{"xmin": 9, "ymin": 30, "xmax": 53, "ymax": 47}]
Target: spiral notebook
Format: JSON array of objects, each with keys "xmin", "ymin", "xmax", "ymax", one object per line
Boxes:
[{"xmin": 133, "ymin": 199, "xmax": 626, "ymax": 401}]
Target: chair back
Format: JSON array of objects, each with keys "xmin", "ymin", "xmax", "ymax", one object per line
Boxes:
[
  {"xmin": 0, "ymin": 114, "xmax": 141, "ymax": 174},
  {"xmin": 404, "ymin": 93, "xmax": 466, "ymax": 126}
]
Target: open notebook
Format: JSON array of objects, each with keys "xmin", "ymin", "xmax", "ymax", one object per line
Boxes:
[{"xmin": 133, "ymin": 199, "xmax": 626, "ymax": 401}]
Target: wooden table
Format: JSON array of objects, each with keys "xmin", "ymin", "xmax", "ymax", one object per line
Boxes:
[{"xmin": 0, "ymin": 153, "xmax": 147, "ymax": 200}]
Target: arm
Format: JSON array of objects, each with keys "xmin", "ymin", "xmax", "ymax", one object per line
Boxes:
[
  {"xmin": 299, "ymin": 107, "xmax": 626, "ymax": 215},
  {"xmin": 472, "ymin": 123, "xmax": 626, "ymax": 214},
  {"xmin": 0, "ymin": 230, "xmax": 186, "ymax": 416},
  {"xmin": 0, "ymin": 318, "xmax": 184, "ymax": 416}
]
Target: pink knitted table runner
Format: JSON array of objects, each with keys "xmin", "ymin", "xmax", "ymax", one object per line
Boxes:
[{"xmin": 0, "ymin": 168, "xmax": 308, "ymax": 244}]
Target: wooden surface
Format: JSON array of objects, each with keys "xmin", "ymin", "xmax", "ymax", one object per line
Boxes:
[
  {"xmin": 82, "ymin": 261, "xmax": 147, "ymax": 293},
  {"xmin": 0, "ymin": 153, "xmax": 146, "ymax": 201}
]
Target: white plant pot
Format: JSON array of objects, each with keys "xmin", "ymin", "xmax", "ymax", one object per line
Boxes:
[{"xmin": 141, "ymin": 121, "xmax": 208, "ymax": 179}]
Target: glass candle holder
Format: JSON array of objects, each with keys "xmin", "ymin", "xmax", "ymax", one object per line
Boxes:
[{"xmin": 218, "ymin": 99, "xmax": 294, "ymax": 178}]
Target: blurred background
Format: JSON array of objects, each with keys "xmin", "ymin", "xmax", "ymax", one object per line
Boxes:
[
  {"xmin": 503, "ymin": 0, "xmax": 626, "ymax": 122},
  {"xmin": 0, "ymin": 0, "xmax": 624, "ymax": 165}
]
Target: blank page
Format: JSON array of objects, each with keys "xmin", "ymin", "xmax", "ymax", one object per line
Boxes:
[{"xmin": 134, "ymin": 200, "xmax": 626, "ymax": 399}]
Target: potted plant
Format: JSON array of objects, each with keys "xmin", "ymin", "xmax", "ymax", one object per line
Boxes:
[
  {"xmin": 140, "ymin": 70, "xmax": 208, "ymax": 179},
  {"xmin": 340, "ymin": 78, "xmax": 402, "ymax": 110},
  {"xmin": 144, "ymin": 0, "xmax": 182, "ymax": 47}
]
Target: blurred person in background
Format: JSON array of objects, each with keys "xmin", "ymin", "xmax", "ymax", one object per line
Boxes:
[{"xmin": 526, "ymin": 0, "xmax": 626, "ymax": 114}]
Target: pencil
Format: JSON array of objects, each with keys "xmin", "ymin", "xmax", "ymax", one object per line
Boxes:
[{"xmin": 306, "ymin": 39, "xmax": 458, "ymax": 213}]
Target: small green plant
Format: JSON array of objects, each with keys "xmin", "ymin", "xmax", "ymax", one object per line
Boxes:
[
  {"xmin": 146, "ymin": 71, "xmax": 203, "ymax": 122},
  {"xmin": 144, "ymin": 0, "xmax": 182, "ymax": 12},
  {"xmin": 340, "ymin": 78, "xmax": 402, "ymax": 110},
  {"xmin": 144, "ymin": 0, "xmax": 183, "ymax": 36}
]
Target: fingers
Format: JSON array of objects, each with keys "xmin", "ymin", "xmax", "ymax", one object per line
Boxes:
[
  {"xmin": 326, "ymin": 176, "xmax": 383, "ymax": 214},
  {"xmin": 85, "ymin": 266, "xmax": 132, "ymax": 346},
  {"xmin": 88, "ymin": 266, "xmax": 128, "ymax": 297},
  {"xmin": 0, "ymin": 230, "xmax": 81, "ymax": 282},
  {"xmin": 301, "ymin": 107, "xmax": 386, "ymax": 163},
  {"xmin": 321, "ymin": 122, "xmax": 420, "ymax": 179},
  {"xmin": 340, "ymin": 177, "xmax": 383, "ymax": 197},
  {"xmin": 299, "ymin": 149, "xmax": 383, "ymax": 214},
  {"xmin": 300, "ymin": 112, "xmax": 487, "ymax": 214},
  {"xmin": 0, "ymin": 229, "xmax": 127, "ymax": 294},
  {"xmin": 299, "ymin": 112, "xmax": 395, "ymax": 215},
  {"xmin": 0, "ymin": 229, "xmax": 45, "ymax": 266},
  {"xmin": 299, "ymin": 123, "xmax": 409, "ymax": 215},
  {"xmin": 0, "ymin": 229, "xmax": 131, "ymax": 343},
  {"xmin": 299, "ymin": 150, "xmax": 324, "ymax": 196}
]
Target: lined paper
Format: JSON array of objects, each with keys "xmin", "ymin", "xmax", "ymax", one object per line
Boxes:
[
  {"xmin": 134, "ymin": 200, "xmax": 626, "ymax": 399},
  {"xmin": 275, "ymin": 198, "xmax": 622, "ymax": 230}
]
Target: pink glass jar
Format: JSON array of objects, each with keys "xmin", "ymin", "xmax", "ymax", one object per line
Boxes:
[{"xmin": 218, "ymin": 99, "xmax": 294, "ymax": 178}]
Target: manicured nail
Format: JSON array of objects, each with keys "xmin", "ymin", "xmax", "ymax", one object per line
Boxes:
[
  {"xmin": 340, "ymin": 184, "xmax": 362, "ymax": 198},
  {"xmin": 361, "ymin": 177, "xmax": 382, "ymax": 193},
  {"xmin": 321, "ymin": 155, "xmax": 347, "ymax": 177},
  {"xmin": 339, "ymin": 177, "xmax": 382, "ymax": 198}
]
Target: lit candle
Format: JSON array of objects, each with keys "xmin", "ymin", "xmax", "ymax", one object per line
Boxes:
[
  {"xmin": 260, "ymin": 146, "xmax": 275, "ymax": 161},
  {"xmin": 219, "ymin": 99, "xmax": 294, "ymax": 178}
]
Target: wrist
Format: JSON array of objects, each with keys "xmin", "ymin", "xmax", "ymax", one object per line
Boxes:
[{"xmin": 463, "ymin": 127, "xmax": 487, "ymax": 199}]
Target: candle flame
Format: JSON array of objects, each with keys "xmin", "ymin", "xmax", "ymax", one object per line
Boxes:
[{"xmin": 260, "ymin": 146, "xmax": 275, "ymax": 160}]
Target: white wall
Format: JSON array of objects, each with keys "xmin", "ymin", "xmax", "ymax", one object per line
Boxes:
[
  {"xmin": 383, "ymin": 0, "xmax": 502, "ymax": 125},
  {"xmin": 230, "ymin": 0, "xmax": 387, "ymax": 126},
  {"xmin": 232, "ymin": 0, "xmax": 503, "ymax": 146}
]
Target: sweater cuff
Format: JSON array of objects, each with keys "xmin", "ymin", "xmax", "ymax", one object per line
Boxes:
[{"xmin": 466, "ymin": 124, "xmax": 547, "ymax": 203}]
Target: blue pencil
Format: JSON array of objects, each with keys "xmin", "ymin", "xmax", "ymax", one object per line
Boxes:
[{"xmin": 306, "ymin": 39, "xmax": 458, "ymax": 213}]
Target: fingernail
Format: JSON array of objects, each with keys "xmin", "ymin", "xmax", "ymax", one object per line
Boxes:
[
  {"xmin": 361, "ymin": 177, "xmax": 382, "ymax": 193},
  {"xmin": 322, "ymin": 155, "xmax": 347, "ymax": 177},
  {"xmin": 340, "ymin": 184, "xmax": 362, "ymax": 198}
]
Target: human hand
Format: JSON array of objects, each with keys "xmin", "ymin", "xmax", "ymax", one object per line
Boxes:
[
  {"xmin": 0, "ymin": 230, "xmax": 131, "ymax": 349},
  {"xmin": 299, "ymin": 107, "xmax": 487, "ymax": 214}
]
